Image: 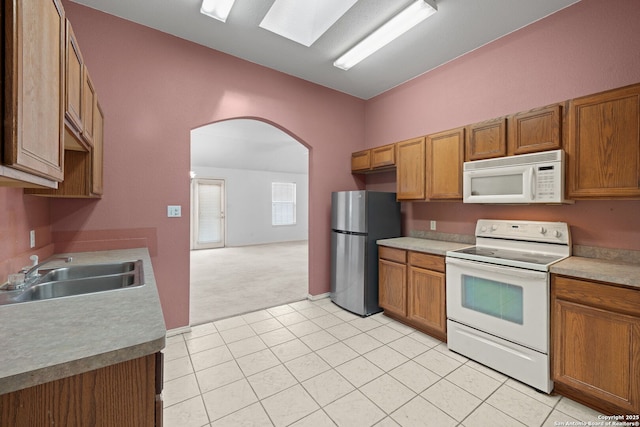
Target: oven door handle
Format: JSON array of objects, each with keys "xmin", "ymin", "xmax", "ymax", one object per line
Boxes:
[{"xmin": 446, "ymin": 257, "xmax": 547, "ymax": 280}]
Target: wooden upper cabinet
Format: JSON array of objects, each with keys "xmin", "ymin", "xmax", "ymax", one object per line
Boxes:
[
  {"xmin": 507, "ymin": 104, "xmax": 562, "ymax": 155},
  {"xmin": 426, "ymin": 127, "xmax": 464, "ymax": 200},
  {"xmin": 371, "ymin": 144, "xmax": 396, "ymax": 169},
  {"xmin": 351, "ymin": 150, "xmax": 371, "ymax": 172},
  {"xmin": 82, "ymin": 69, "xmax": 97, "ymax": 146},
  {"xmin": 92, "ymin": 102, "xmax": 105, "ymax": 196},
  {"xmin": 65, "ymin": 20, "xmax": 84, "ymax": 134},
  {"xmin": 396, "ymin": 137, "xmax": 426, "ymax": 200},
  {"xmin": 566, "ymin": 83, "xmax": 640, "ymax": 199},
  {"xmin": 465, "ymin": 117, "xmax": 506, "ymax": 161},
  {"xmin": 2, "ymin": 0, "xmax": 65, "ymax": 183}
]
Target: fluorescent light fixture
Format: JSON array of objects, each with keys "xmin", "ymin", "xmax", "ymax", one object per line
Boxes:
[
  {"xmin": 201, "ymin": 0, "xmax": 236, "ymax": 23},
  {"xmin": 334, "ymin": 0, "xmax": 437, "ymax": 71},
  {"xmin": 260, "ymin": 0, "xmax": 358, "ymax": 47}
]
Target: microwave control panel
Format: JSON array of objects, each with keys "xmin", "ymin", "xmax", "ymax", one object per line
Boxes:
[{"xmin": 535, "ymin": 165, "xmax": 559, "ymax": 201}]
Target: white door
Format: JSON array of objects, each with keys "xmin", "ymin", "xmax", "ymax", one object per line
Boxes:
[{"xmin": 192, "ymin": 179, "xmax": 225, "ymax": 249}]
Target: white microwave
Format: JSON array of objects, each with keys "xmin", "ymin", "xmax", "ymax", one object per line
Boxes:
[{"xmin": 463, "ymin": 149, "xmax": 570, "ymax": 204}]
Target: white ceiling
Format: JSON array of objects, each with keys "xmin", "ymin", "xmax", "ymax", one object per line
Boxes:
[{"xmin": 70, "ymin": 0, "xmax": 581, "ymax": 100}]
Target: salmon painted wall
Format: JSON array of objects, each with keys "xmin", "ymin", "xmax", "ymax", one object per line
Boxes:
[
  {"xmin": 365, "ymin": 0, "xmax": 640, "ymax": 251},
  {"xmin": 56, "ymin": 1, "xmax": 365, "ymax": 329}
]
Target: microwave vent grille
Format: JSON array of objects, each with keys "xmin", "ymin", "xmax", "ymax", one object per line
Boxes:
[{"xmin": 464, "ymin": 149, "xmax": 563, "ymax": 171}]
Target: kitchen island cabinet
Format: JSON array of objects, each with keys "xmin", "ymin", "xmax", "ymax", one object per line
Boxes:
[{"xmin": 551, "ymin": 274, "xmax": 640, "ymax": 415}]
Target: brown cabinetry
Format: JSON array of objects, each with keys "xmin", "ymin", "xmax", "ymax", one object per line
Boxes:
[
  {"xmin": 351, "ymin": 144, "xmax": 396, "ymax": 173},
  {"xmin": 379, "ymin": 246, "xmax": 447, "ymax": 341},
  {"xmin": 65, "ymin": 20, "xmax": 84, "ymax": 136},
  {"xmin": 507, "ymin": 104, "xmax": 562, "ymax": 155},
  {"xmin": 552, "ymin": 275, "xmax": 640, "ymax": 415},
  {"xmin": 351, "ymin": 150, "xmax": 371, "ymax": 172},
  {"xmin": 465, "ymin": 117, "xmax": 506, "ymax": 161},
  {"xmin": 426, "ymin": 127, "xmax": 465, "ymax": 200},
  {"xmin": 565, "ymin": 83, "xmax": 640, "ymax": 199},
  {"xmin": 0, "ymin": 353, "xmax": 163, "ymax": 427},
  {"xmin": 396, "ymin": 137, "xmax": 426, "ymax": 200},
  {"xmin": 1, "ymin": 0, "xmax": 65, "ymax": 187}
]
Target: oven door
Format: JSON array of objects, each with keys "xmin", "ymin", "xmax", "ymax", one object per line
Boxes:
[{"xmin": 446, "ymin": 257, "xmax": 549, "ymax": 353}]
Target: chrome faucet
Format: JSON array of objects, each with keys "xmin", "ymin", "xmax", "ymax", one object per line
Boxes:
[{"xmin": 23, "ymin": 256, "xmax": 73, "ymax": 280}]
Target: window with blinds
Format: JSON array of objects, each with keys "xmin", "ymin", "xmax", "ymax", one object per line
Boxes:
[{"xmin": 272, "ymin": 182, "xmax": 296, "ymax": 226}]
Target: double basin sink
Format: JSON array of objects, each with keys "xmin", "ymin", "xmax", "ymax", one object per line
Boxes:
[{"xmin": 0, "ymin": 260, "xmax": 144, "ymax": 305}]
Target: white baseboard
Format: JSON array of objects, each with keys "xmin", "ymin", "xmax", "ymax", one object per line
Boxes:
[
  {"xmin": 166, "ymin": 325, "xmax": 192, "ymax": 337},
  {"xmin": 308, "ymin": 292, "xmax": 330, "ymax": 301}
]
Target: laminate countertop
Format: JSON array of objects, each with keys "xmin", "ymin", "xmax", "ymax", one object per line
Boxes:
[
  {"xmin": 550, "ymin": 256, "xmax": 640, "ymax": 289},
  {"xmin": 0, "ymin": 248, "xmax": 166, "ymax": 395},
  {"xmin": 377, "ymin": 237, "xmax": 471, "ymax": 256}
]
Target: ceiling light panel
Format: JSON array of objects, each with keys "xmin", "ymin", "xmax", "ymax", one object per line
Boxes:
[
  {"xmin": 260, "ymin": 0, "xmax": 358, "ymax": 47},
  {"xmin": 201, "ymin": 0, "xmax": 236, "ymax": 23}
]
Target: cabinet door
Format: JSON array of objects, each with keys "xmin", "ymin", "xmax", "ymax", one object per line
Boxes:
[
  {"xmin": 465, "ymin": 117, "xmax": 506, "ymax": 161},
  {"xmin": 507, "ymin": 104, "xmax": 562, "ymax": 155},
  {"xmin": 351, "ymin": 150, "xmax": 371, "ymax": 172},
  {"xmin": 371, "ymin": 144, "xmax": 396, "ymax": 169},
  {"xmin": 66, "ymin": 21, "xmax": 84, "ymax": 133},
  {"xmin": 3, "ymin": 0, "xmax": 65, "ymax": 182},
  {"xmin": 82, "ymin": 68, "xmax": 97, "ymax": 146},
  {"xmin": 566, "ymin": 84, "xmax": 640, "ymax": 198},
  {"xmin": 396, "ymin": 137, "xmax": 425, "ymax": 200},
  {"xmin": 426, "ymin": 127, "xmax": 464, "ymax": 200},
  {"xmin": 92, "ymin": 102, "xmax": 104, "ymax": 196},
  {"xmin": 407, "ymin": 266, "xmax": 446, "ymax": 338},
  {"xmin": 379, "ymin": 258, "xmax": 407, "ymax": 317}
]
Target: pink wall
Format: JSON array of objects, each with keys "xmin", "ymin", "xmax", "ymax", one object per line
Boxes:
[
  {"xmin": 364, "ymin": 0, "xmax": 640, "ymax": 251},
  {"xmin": 56, "ymin": 1, "xmax": 365, "ymax": 329}
]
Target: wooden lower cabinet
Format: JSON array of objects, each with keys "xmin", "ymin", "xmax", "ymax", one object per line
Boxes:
[
  {"xmin": 379, "ymin": 247, "xmax": 447, "ymax": 341},
  {"xmin": 552, "ymin": 275, "xmax": 640, "ymax": 415},
  {"xmin": 0, "ymin": 353, "xmax": 163, "ymax": 427}
]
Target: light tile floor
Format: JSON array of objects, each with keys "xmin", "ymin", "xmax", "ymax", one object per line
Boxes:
[{"xmin": 163, "ymin": 298, "xmax": 604, "ymax": 427}]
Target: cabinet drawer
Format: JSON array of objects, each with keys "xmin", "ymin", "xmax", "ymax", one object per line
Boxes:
[
  {"xmin": 553, "ymin": 275, "xmax": 640, "ymax": 316},
  {"xmin": 408, "ymin": 252, "xmax": 444, "ymax": 273},
  {"xmin": 379, "ymin": 246, "xmax": 406, "ymax": 263}
]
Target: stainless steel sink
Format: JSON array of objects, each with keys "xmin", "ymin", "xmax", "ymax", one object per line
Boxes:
[{"xmin": 0, "ymin": 260, "xmax": 144, "ymax": 305}]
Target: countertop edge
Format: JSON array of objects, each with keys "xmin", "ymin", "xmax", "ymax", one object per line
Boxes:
[
  {"xmin": 551, "ymin": 256, "xmax": 640, "ymax": 289},
  {"xmin": 377, "ymin": 237, "xmax": 471, "ymax": 256}
]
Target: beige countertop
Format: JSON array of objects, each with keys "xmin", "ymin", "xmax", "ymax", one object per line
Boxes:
[
  {"xmin": 0, "ymin": 248, "xmax": 166, "ymax": 395},
  {"xmin": 551, "ymin": 256, "xmax": 640, "ymax": 289},
  {"xmin": 377, "ymin": 237, "xmax": 471, "ymax": 256}
]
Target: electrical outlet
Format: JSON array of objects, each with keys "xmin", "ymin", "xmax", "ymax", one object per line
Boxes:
[
  {"xmin": 430, "ymin": 220, "xmax": 437, "ymax": 231},
  {"xmin": 167, "ymin": 205, "xmax": 182, "ymax": 217},
  {"xmin": 29, "ymin": 230, "xmax": 36, "ymax": 248}
]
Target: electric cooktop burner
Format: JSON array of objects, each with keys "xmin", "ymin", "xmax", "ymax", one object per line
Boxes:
[{"xmin": 451, "ymin": 246, "xmax": 566, "ymax": 266}]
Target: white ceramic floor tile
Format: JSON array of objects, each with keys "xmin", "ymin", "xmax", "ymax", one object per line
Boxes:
[
  {"xmin": 364, "ymin": 345, "xmax": 409, "ymax": 372},
  {"xmin": 299, "ymin": 330, "xmax": 339, "ymax": 351},
  {"xmin": 165, "ymin": 334, "xmax": 185, "ymax": 346},
  {"xmin": 235, "ymin": 348, "xmax": 280, "ymax": 377},
  {"xmin": 261, "ymin": 384, "xmax": 320, "ymax": 427},
  {"xmin": 361, "ymin": 374, "xmax": 416, "ymax": 414},
  {"xmin": 391, "ymin": 396, "xmax": 457, "ymax": 427},
  {"xmin": 163, "ymin": 340, "xmax": 189, "ymax": 361},
  {"xmin": 370, "ymin": 313, "xmax": 393, "ymax": 324},
  {"xmin": 366, "ymin": 325, "xmax": 404, "ymax": 344},
  {"xmin": 213, "ymin": 315, "xmax": 248, "ymax": 331},
  {"xmin": 163, "ymin": 395, "xmax": 210, "ymax": 427},
  {"xmin": 414, "ymin": 349, "xmax": 463, "ymax": 377},
  {"xmin": 271, "ymin": 338, "xmax": 312, "ymax": 363},
  {"xmin": 335, "ymin": 356, "xmax": 384, "ymax": 388},
  {"xmin": 196, "ymin": 359, "xmax": 244, "ymax": 393},
  {"xmin": 219, "ymin": 324, "xmax": 257, "ymax": 344},
  {"xmin": 434, "ymin": 342, "xmax": 468, "ymax": 363},
  {"xmin": 311, "ymin": 313, "xmax": 344, "ymax": 329},
  {"xmin": 183, "ymin": 322, "xmax": 217, "ymax": 340},
  {"xmin": 388, "ymin": 360, "xmax": 440, "ymax": 394},
  {"xmin": 163, "ymin": 374, "xmax": 201, "ymax": 407},
  {"xmin": 297, "ymin": 306, "xmax": 330, "ymax": 319},
  {"xmin": 464, "ymin": 359, "xmax": 509, "ymax": 382},
  {"xmin": 287, "ymin": 320, "xmax": 323, "ymax": 337},
  {"xmin": 247, "ymin": 364, "xmax": 298, "ymax": 399},
  {"xmin": 504, "ymin": 378, "xmax": 561, "ymax": 406},
  {"xmin": 320, "ymin": 301, "xmax": 344, "ymax": 313},
  {"xmin": 249, "ymin": 317, "xmax": 284, "ymax": 334},
  {"xmin": 349, "ymin": 316, "xmax": 383, "ymax": 332},
  {"xmin": 542, "ymin": 409, "xmax": 584, "ymax": 427},
  {"xmin": 333, "ymin": 310, "xmax": 362, "ymax": 322},
  {"xmin": 202, "ymin": 378, "xmax": 258, "ymax": 422},
  {"xmin": 324, "ymin": 390, "xmax": 386, "ymax": 427},
  {"xmin": 289, "ymin": 409, "xmax": 337, "ymax": 427},
  {"xmin": 164, "ymin": 356, "xmax": 194, "ymax": 382},
  {"xmin": 185, "ymin": 333, "xmax": 225, "ymax": 354},
  {"xmin": 326, "ymin": 322, "xmax": 362, "ymax": 340},
  {"xmin": 420, "ymin": 379, "xmax": 481, "ymax": 421},
  {"xmin": 486, "ymin": 384, "xmax": 554, "ymax": 426},
  {"xmin": 445, "ymin": 364, "xmax": 502, "ymax": 400},
  {"xmin": 259, "ymin": 327, "xmax": 297, "ymax": 347},
  {"xmin": 554, "ymin": 396, "xmax": 604, "ymax": 422},
  {"xmin": 227, "ymin": 335, "xmax": 268, "ymax": 358},
  {"xmin": 190, "ymin": 344, "xmax": 234, "ymax": 372},
  {"xmin": 316, "ymin": 342, "xmax": 359, "ymax": 367},
  {"xmin": 302, "ymin": 369, "xmax": 355, "ymax": 406},
  {"xmin": 406, "ymin": 331, "xmax": 441, "ymax": 348},
  {"xmin": 343, "ymin": 333, "xmax": 383, "ymax": 354},
  {"xmin": 289, "ymin": 300, "xmax": 316, "ymax": 311},
  {"xmin": 210, "ymin": 402, "xmax": 274, "ymax": 427},
  {"xmin": 284, "ymin": 352, "xmax": 331, "ymax": 382},
  {"xmin": 462, "ymin": 402, "xmax": 526, "ymax": 427},
  {"xmin": 242, "ymin": 309, "xmax": 274, "ymax": 324},
  {"xmin": 385, "ymin": 321, "xmax": 415, "ymax": 335},
  {"xmin": 386, "ymin": 336, "xmax": 429, "ymax": 359},
  {"xmin": 267, "ymin": 304, "xmax": 296, "ymax": 316},
  {"xmin": 275, "ymin": 311, "xmax": 308, "ymax": 326}
]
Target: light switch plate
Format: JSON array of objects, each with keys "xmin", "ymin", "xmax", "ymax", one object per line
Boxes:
[
  {"xmin": 430, "ymin": 220, "xmax": 437, "ymax": 231},
  {"xmin": 167, "ymin": 205, "xmax": 182, "ymax": 217},
  {"xmin": 29, "ymin": 230, "xmax": 36, "ymax": 248}
]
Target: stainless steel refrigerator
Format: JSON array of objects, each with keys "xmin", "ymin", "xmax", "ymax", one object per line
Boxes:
[{"xmin": 330, "ymin": 191, "xmax": 401, "ymax": 316}]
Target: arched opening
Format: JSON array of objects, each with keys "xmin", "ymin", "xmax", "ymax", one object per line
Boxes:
[{"xmin": 189, "ymin": 118, "xmax": 309, "ymax": 325}]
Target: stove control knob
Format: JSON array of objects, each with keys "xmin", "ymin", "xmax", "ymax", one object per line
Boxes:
[
  {"xmin": 539, "ymin": 226, "xmax": 547, "ymax": 235},
  {"xmin": 491, "ymin": 225, "xmax": 498, "ymax": 231},
  {"xmin": 553, "ymin": 230, "xmax": 562, "ymax": 238},
  {"xmin": 480, "ymin": 226, "xmax": 488, "ymax": 233}
]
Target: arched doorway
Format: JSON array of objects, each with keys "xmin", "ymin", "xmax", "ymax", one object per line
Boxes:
[{"xmin": 189, "ymin": 118, "xmax": 309, "ymax": 325}]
